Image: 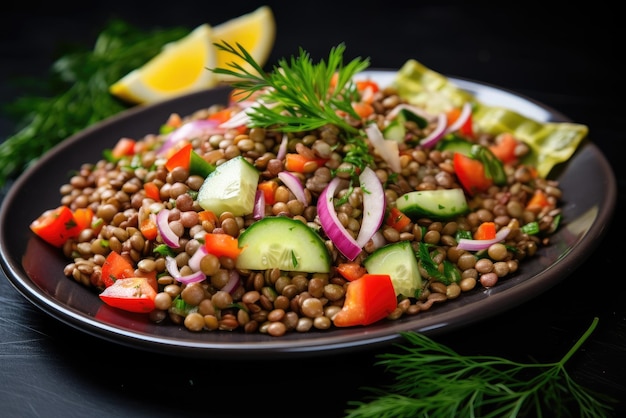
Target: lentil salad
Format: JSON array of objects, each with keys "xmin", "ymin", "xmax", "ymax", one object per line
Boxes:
[{"xmin": 29, "ymin": 46, "xmax": 588, "ymax": 337}]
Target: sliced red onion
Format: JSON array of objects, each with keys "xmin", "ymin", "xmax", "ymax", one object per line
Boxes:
[
  {"xmin": 219, "ymin": 100, "xmax": 279, "ymax": 129},
  {"xmin": 156, "ymin": 209, "xmax": 180, "ymax": 248},
  {"xmin": 317, "ymin": 177, "xmax": 361, "ymax": 261},
  {"xmin": 457, "ymin": 227, "xmax": 511, "ymax": 251},
  {"xmin": 445, "ymin": 101, "xmax": 472, "ymax": 134},
  {"xmin": 165, "ymin": 255, "xmax": 181, "ymax": 279},
  {"xmin": 176, "ymin": 270, "xmax": 207, "ymax": 285},
  {"xmin": 276, "ymin": 134, "xmax": 288, "ymax": 161},
  {"xmin": 365, "ymin": 124, "xmax": 401, "ymax": 173},
  {"xmin": 158, "ymin": 119, "xmax": 222, "ymax": 156},
  {"xmin": 419, "ymin": 113, "xmax": 448, "ymax": 148},
  {"xmin": 188, "ymin": 245, "xmax": 208, "ymax": 272},
  {"xmin": 166, "ymin": 255, "xmax": 206, "ymax": 284},
  {"xmin": 278, "ymin": 171, "xmax": 308, "ymax": 206},
  {"xmin": 355, "ymin": 167, "xmax": 385, "ymax": 247},
  {"xmin": 370, "ymin": 230, "xmax": 387, "ymax": 251},
  {"xmin": 218, "ymin": 108, "xmax": 250, "ymax": 129},
  {"xmin": 253, "ymin": 190, "xmax": 265, "ymax": 220},
  {"xmin": 221, "ymin": 270, "xmax": 241, "ymax": 294}
]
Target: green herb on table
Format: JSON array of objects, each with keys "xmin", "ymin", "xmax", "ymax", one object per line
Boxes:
[
  {"xmin": 344, "ymin": 317, "xmax": 616, "ymax": 418},
  {"xmin": 0, "ymin": 20, "xmax": 189, "ymax": 189}
]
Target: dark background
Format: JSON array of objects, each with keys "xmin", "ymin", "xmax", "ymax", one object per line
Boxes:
[{"xmin": 1, "ymin": 2, "xmax": 624, "ymax": 417}]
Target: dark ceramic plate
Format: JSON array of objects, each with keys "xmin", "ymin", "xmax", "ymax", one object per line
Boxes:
[{"xmin": 0, "ymin": 71, "xmax": 617, "ymax": 359}]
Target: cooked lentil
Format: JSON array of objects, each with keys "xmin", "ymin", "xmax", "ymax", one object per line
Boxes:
[{"xmin": 52, "ymin": 81, "xmax": 563, "ymax": 337}]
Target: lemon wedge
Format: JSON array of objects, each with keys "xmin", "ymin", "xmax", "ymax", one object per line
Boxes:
[
  {"xmin": 109, "ymin": 24, "xmax": 217, "ymax": 104},
  {"xmin": 212, "ymin": 5, "xmax": 276, "ymax": 81}
]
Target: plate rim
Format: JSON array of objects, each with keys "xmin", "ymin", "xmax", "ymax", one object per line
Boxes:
[{"xmin": 0, "ymin": 70, "xmax": 618, "ymax": 358}]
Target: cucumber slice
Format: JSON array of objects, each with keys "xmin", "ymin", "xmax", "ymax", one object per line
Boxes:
[
  {"xmin": 396, "ymin": 188, "xmax": 468, "ymax": 220},
  {"xmin": 383, "ymin": 108, "xmax": 428, "ymax": 143},
  {"xmin": 235, "ymin": 217, "xmax": 331, "ymax": 273},
  {"xmin": 197, "ymin": 156, "xmax": 259, "ymax": 217},
  {"xmin": 436, "ymin": 137, "xmax": 474, "ymax": 155},
  {"xmin": 364, "ymin": 241, "xmax": 421, "ymax": 298}
]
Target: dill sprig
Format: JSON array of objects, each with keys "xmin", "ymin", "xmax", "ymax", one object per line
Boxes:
[
  {"xmin": 211, "ymin": 41, "xmax": 370, "ymax": 135},
  {"xmin": 344, "ymin": 317, "xmax": 616, "ymax": 418},
  {"xmin": 0, "ymin": 20, "xmax": 189, "ymax": 189}
]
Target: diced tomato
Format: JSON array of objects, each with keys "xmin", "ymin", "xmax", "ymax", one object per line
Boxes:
[
  {"xmin": 526, "ymin": 189, "xmax": 549, "ymax": 213},
  {"xmin": 258, "ymin": 180, "xmax": 278, "ymax": 205},
  {"xmin": 165, "ymin": 142, "xmax": 192, "ymax": 172},
  {"xmin": 474, "ymin": 221, "xmax": 497, "ymax": 240},
  {"xmin": 208, "ymin": 107, "xmax": 247, "ymax": 134},
  {"xmin": 453, "ymin": 153, "xmax": 493, "ymax": 196},
  {"xmin": 72, "ymin": 207, "xmax": 93, "ymax": 231},
  {"xmin": 30, "ymin": 205, "xmax": 80, "ymax": 247},
  {"xmin": 198, "ymin": 210, "xmax": 219, "ymax": 225},
  {"xmin": 101, "ymin": 251, "xmax": 135, "ymax": 288},
  {"xmin": 489, "ymin": 133, "xmax": 519, "ymax": 164},
  {"xmin": 205, "ymin": 233, "xmax": 242, "ymax": 259},
  {"xmin": 446, "ymin": 107, "xmax": 474, "ymax": 138},
  {"xmin": 99, "ymin": 277, "xmax": 157, "ymax": 313},
  {"xmin": 284, "ymin": 153, "xmax": 328, "ymax": 173},
  {"xmin": 135, "ymin": 269, "xmax": 158, "ymax": 293},
  {"xmin": 144, "ymin": 182, "xmax": 161, "ymax": 201},
  {"xmin": 356, "ymin": 79, "xmax": 379, "ymax": 94},
  {"xmin": 356, "ymin": 80, "xmax": 379, "ymax": 104},
  {"xmin": 352, "ymin": 101, "xmax": 374, "ymax": 118},
  {"xmin": 333, "ymin": 274, "xmax": 397, "ymax": 327},
  {"xmin": 336, "ymin": 262, "xmax": 367, "ymax": 282},
  {"xmin": 386, "ymin": 207, "xmax": 411, "ymax": 232},
  {"xmin": 111, "ymin": 137, "xmax": 136, "ymax": 159},
  {"xmin": 139, "ymin": 217, "xmax": 158, "ymax": 240}
]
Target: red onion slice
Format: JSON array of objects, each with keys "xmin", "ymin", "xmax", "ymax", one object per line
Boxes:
[
  {"xmin": 457, "ymin": 227, "xmax": 511, "ymax": 251},
  {"xmin": 158, "ymin": 119, "xmax": 222, "ymax": 156},
  {"xmin": 419, "ymin": 113, "xmax": 448, "ymax": 148},
  {"xmin": 365, "ymin": 124, "xmax": 401, "ymax": 173},
  {"xmin": 355, "ymin": 167, "xmax": 385, "ymax": 247},
  {"xmin": 176, "ymin": 271, "xmax": 206, "ymax": 285},
  {"xmin": 165, "ymin": 255, "xmax": 181, "ymax": 279},
  {"xmin": 188, "ymin": 245, "xmax": 208, "ymax": 272},
  {"xmin": 445, "ymin": 101, "xmax": 472, "ymax": 134},
  {"xmin": 221, "ymin": 270, "xmax": 241, "ymax": 294},
  {"xmin": 156, "ymin": 209, "xmax": 180, "ymax": 248},
  {"xmin": 253, "ymin": 190, "xmax": 265, "ymax": 220},
  {"xmin": 278, "ymin": 171, "xmax": 308, "ymax": 206},
  {"xmin": 276, "ymin": 134, "xmax": 288, "ymax": 161},
  {"xmin": 317, "ymin": 177, "xmax": 361, "ymax": 261}
]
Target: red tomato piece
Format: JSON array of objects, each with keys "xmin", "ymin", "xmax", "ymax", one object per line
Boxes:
[
  {"xmin": 474, "ymin": 221, "xmax": 497, "ymax": 240},
  {"xmin": 204, "ymin": 233, "xmax": 242, "ymax": 259},
  {"xmin": 453, "ymin": 153, "xmax": 493, "ymax": 196},
  {"xmin": 284, "ymin": 153, "xmax": 328, "ymax": 173},
  {"xmin": 333, "ymin": 274, "xmax": 397, "ymax": 327},
  {"xmin": 101, "ymin": 251, "xmax": 135, "ymax": 288},
  {"xmin": 165, "ymin": 142, "xmax": 192, "ymax": 172},
  {"xmin": 30, "ymin": 205, "xmax": 80, "ymax": 247},
  {"xmin": 99, "ymin": 277, "xmax": 156, "ymax": 313},
  {"xmin": 489, "ymin": 133, "xmax": 519, "ymax": 164},
  {"xmin": 386, "ymin": 207, "xmax": 411, "ymax": 232},
  {"xmin": 336, "ymin": 262, "xmax": 367, "ymax": 282},
  {"xmin": 111, "ymin": 137, "xmax": 136, "ymax": 159}
]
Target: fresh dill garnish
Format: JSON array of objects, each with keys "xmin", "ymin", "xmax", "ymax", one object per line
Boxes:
[
  {"xmin": 0, "ymin": 20, "xmax": 189, "ymax": 189},
  {"xmin": 211, "ymin": 41, "xmax": 370, "ymax": 135},
  {"xmin": 344, "ymin": 317, "xmax": 616, "ymax": 418}
]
